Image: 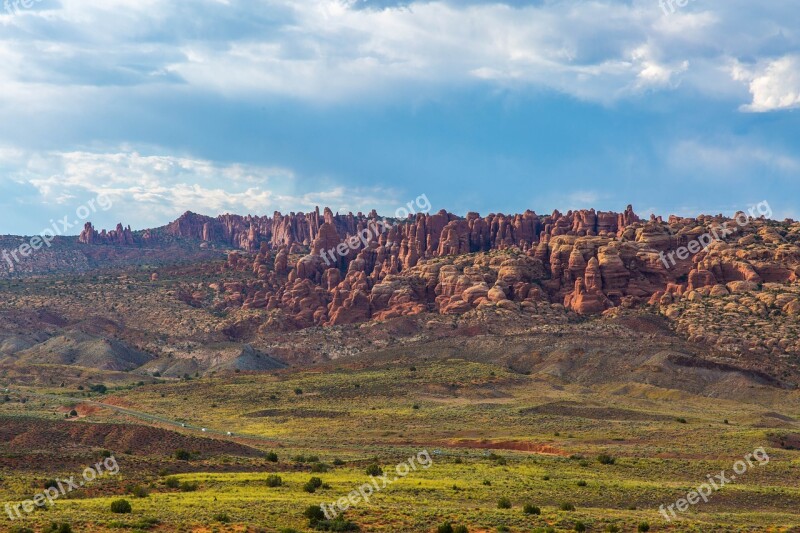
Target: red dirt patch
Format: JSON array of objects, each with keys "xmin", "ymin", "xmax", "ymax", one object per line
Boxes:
[{"xmin": 0, "ymin": 417, "xmax": 262, "ymax": 457}]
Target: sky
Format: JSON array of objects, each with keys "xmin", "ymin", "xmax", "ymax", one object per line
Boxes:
[{"xmin": 0, "ymin": 0, "xmax": 799, "ymax": 235}]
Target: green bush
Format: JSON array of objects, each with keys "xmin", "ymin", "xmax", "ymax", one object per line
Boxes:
[
  {"xmin": 437, "ymin": 523, "xmax": 454, "ymax": 533},
  {"xmin": 214, "ymin": 512, "xmax": 230, "ymax": 523},
  {"xmin": 332, "ymin": 458, "xmax": 345, "ymax": 466},
  {"xmin": 453, "ymin": 526, "xmax": 468, "ymax": 533},
  {"xmin": 266, "ymin": 474, "xmax": 283, "ymax": 487},
  {"xmin": 560, "ymin": 502, "xmax": 576, "ymax": 511},
  {"xmin": 577, "ymin": 480, "xmax": 587, "ymax": 487},
  {"xmin": 575, "ymin": 522, "xmax": 586, "ymax": 532},
  {"xmin": 164, "ymin": 477, "xmax": 180, "ymax": 489},
  {"xmin": 365, "ymin": 464, "xmax": 383, "ymax": 476},
  {"xmin": 497, "ymin": 497, "xmax": 512, "ymax": 509},
  {"xmin": 110, "ymin": 499, "xmax": 132, "ymax": 514},
  {"xmin": 129, "ymin": 485, "xmax": 149, "ymax": 498},
  {"xmin": 266, "ymin": 451, "xmax": 279, "ymax": 462},
  {"xmin": 605, "ymin": 526, "xmax": 621, "ymax": 532},
  {"xmin": 304, "ymin": 477, "xmax": 323, "ymax": 493},
  {"xmin": 597, "ymin": 454, "xmax": 616, "ymax": 465},
  {"xmin": 9, "ymin": 527, "xmax": 34, "ymax": 533},
  {"xmin": 638, "ymin": 523, "xmax": 650, "ymax": 532},
  {"xmin": 180, "ymin": 481, "xmax": 198, "ymax": 492},
  {"xmin": 523, "ymin": 504, "xmax": 541, "ymax": 515},
  {"xmin": 305, "ymin": 505, "xmax": 326, "ymax": 522}
]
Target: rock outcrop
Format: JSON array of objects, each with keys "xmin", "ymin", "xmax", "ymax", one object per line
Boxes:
[{"xmin": 78, "ymin": 205, "xmax": 800, "ymax": 335}]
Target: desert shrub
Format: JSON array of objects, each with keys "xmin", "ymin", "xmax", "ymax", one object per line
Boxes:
[
  {"xmin": 577, "ymin": 480, "xmax": 587, "ymax": 487},
  {"xmin": 101, "ymin": 450, "xmax": 112, "ymax": 458},
  {"xmin": 638, "ymin": 523, "xmax": 650, "ymax": 532},
  {"xmin": 307, "ymin": 455, "xmax": 320, "ymax": 463},
  {"xmin": 311, "ymin": 463, "xmax": 330, "ymax": 473},
  {"xmin": 676, "ymin": 417, "xmax": 687, "ymax": 424},
  {"xmin": 266, "ymin": 451, "xmax": 279, "ymax": 462},
  {"xmin": 497, "ymin": 497, "xmax": 512, "ymax": 509},
  {"xmin": 453, "ymin": 526, "xmax": 468, "ymax": 533},
  {"xmin": 266, "ymin": 474, "xmax": 283, "ymax": 487},
  {"xmin": 294, "ymin": 388, "xmax": 303, "ymax": 395},
  {"xmin": 213, "ymin": 512, "xmax": 230, "ymax": 523},
  {"xmin": 164, "ymin": 477, "xmax": 180, "ymax": 489},
  {"xmin": 332, "ymin": 458, "xmax": 345, "ymax": 466},
  {"xmin": 305, "ymin": 505, "xmax": 359, "ymax": 531},
  {"xmin": 597, "ymin": 454, "xmax": 615, "ymax": 465},
  {"xmin": 43, "ymin": 479, "xmax": 59, "ymax": 490},
  {"xmin": 305, "ymin": 505, "xmax": 326, "ymax": 522},
  {"xmin": 110, "ymin": 499, "xmax": 132, "ymax": 514},
  {"xmin": 174, "ymin": 449, "xmax": 191, "ymax": 461},
  {"xmin": 129, "ymin": 484, "xmax": 149, "ymax": 498},
  {"xmin": 9, "ymin": 527, "xmax": 34, "ymax": 533},
  {"xmin": 605, "ymin": 525, "xmax": 621, "ymax": 532},
  {"xmin": 304, "ymin": 477, "xmax": 323, "ymax": 493},
  {"xmin": 90, "ymin": 384, "xmax": 107, "ymax": 394},
  {"xmin": 560, "ymin": 502, "xmax": 576, "ymax": 511},
  {"xmin": 365, "ymin": 464, "xmax": 383, "ymax": 476},
  {"xmin": 523, "ymin": 504, "xmax": 541, "ymax": 515},
  {"xmin": 437, "ymin": 523, "xmax": 454, "ymax": 533},
  {"xmin": 180, "ymin": 481, "xmax": 198, "ymax": 492},
  {"xmin": 574, "ymin": 522, "xmax": 586, "ymax": 532}
]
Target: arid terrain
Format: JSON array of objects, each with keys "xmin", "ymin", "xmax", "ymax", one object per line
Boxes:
[{"xmin": 1, "ymin": 205, "xmax": 799, "ymax": 532}]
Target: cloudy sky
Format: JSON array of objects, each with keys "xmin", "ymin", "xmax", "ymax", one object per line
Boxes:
[{"xmin": 1, "ymin": 0, "xmax": 798, "ymax": 234}]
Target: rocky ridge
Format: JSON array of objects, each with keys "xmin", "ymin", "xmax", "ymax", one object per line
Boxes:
[{"xmin": 80, "ymin": 207, "xmax": 800, "ymax": 360}]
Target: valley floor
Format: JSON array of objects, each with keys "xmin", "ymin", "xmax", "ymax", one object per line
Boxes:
[{"xmin": 1, "ymin": 355, "xmax": 799, "ymax": 532}]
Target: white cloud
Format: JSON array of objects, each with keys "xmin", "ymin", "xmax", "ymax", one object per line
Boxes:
[
  {"xmin": 3, "ymin": 147, "xmax": 403, "ymax": 228},
  {"xmin": 735, "ymin": 55, "xmax": 800, "ymax": 112},
  {"xmin": 0, "ymin": 0, "xmax": 796, "ymax": 108}
]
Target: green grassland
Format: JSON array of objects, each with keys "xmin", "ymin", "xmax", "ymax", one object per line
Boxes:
[{"xmin": 1, "ymin": 357, "xmax": 799, "ymax": 532}]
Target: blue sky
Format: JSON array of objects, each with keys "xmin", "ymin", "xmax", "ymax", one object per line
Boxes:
[{"xmin": 0, "ymin": 0, "xmax": 799, "ymax": 235}]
